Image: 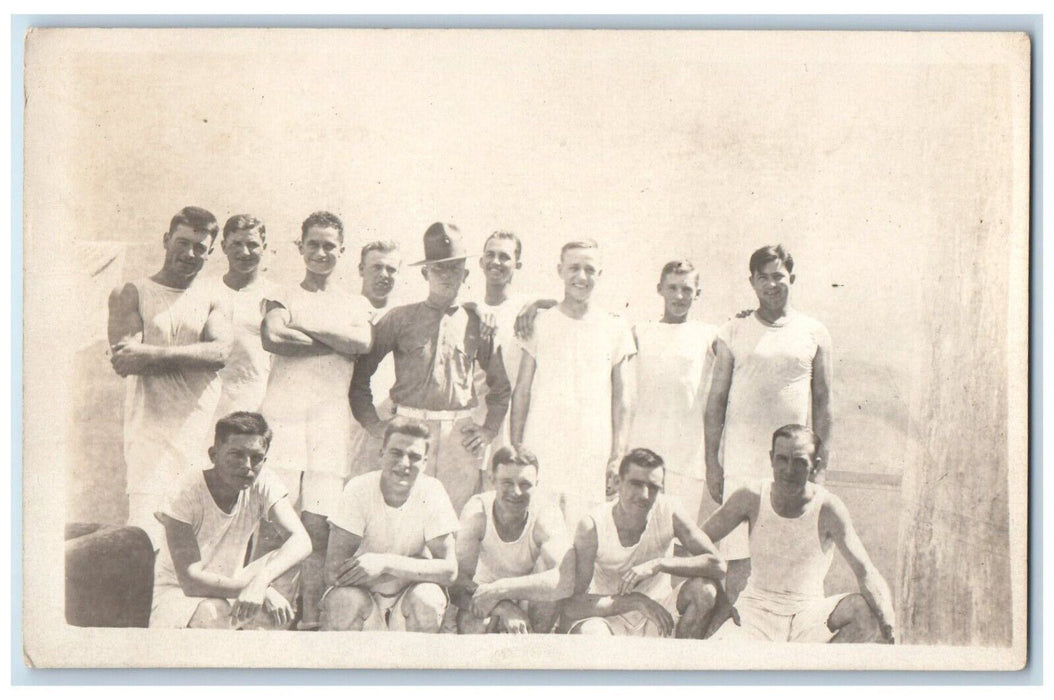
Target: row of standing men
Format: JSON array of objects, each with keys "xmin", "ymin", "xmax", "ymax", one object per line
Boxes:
[{"xmin": 108, "ymin": 206, "xmax": 842, "ymax": 635}]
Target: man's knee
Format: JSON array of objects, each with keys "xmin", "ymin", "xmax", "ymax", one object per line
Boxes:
[
  {"xmin": 402, "ymin": 583, "xmax": 447, "ymax": 633},
  {"xmin": 188, "ymin": 598, "xmax": 232, "ymax": 629},
  {"xmin": 570, "ymin": 618, "xmax": 613, "ymax": 635},
  {"xmin": 828, "ymin": 593, "xmax": 880, "ymax": 640},
  {"xmin": 678, "ymin": 577, "xmax": 719, "ymax": 615},
  {"xmin": 456, "ymin": 606, "xmax": 489, "ymax": 634},
  {"xmin": 320, "ymin": 586, "xmax": 373, "ymax": 630}
]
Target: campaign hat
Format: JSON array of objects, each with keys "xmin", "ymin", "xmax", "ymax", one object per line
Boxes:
[{"xmin": 410, "ymin": 222, "xmax": 474, "ymax": 266}]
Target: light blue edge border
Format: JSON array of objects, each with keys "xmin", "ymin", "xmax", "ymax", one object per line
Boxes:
[{"xmin": 9, "ymin": 13, "xmax": 1042, "ymax": 686}]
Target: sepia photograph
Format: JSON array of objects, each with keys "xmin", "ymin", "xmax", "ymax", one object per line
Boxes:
[{"xmin": 20, "ymin": 26, "xmax": 1030, "ymax": 670}]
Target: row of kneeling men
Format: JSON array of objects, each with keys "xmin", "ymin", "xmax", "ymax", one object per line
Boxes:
[{"xmin": 150, "ymin": 412, "xmax": 896, "ymax": 643}]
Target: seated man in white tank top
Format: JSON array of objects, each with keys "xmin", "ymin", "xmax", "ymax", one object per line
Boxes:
[
  {"xmin": 703, "ymin": 424, "xmax": 896, "ymax": 643},
  {"xmin": 561, "ymin": 448, "xmax": 726, "ymax": 638},
  {"xmin": 451, "ymin": 446, "xmax": 574, "ymax": 634}
]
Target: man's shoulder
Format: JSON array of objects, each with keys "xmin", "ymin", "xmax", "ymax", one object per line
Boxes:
[{"xmin": 343, "ymin": 469, "xmax": 382, "ymax": 496}]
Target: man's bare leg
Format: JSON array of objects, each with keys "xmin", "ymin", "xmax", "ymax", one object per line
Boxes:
[
  {"xmin": 299, "ymin": 511, "xmax": 328, "ymax": 629},
  {"xmin": 187, "ymin": 598, "xmax": 234, "ymax": 629},
  {"xmin": 827, "ymin": 593, "xmax": 882, "ymax": 643},
  {"xmin": 456, "ymin": 606, "xmax": 490, "ymax": 634},
  {"xmin": 401, "ymin": 583, "xmax": 447, "ymax": 633},
  {"xmin": 319, "ymin": 586, "xmax": 373, "ymax": 631},
  {"xmin": 675, "ymin": 577, "xmax": 719, "ymax": 639},
  {"xmin": 527, "ymin": 601, "xmax": 559, "ymax": 634}
]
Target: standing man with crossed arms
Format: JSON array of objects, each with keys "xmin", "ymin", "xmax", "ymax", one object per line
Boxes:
[
  {"xmin": 107, "ymin": 206, "xmax": 231, "ymax": 548},
  {"xmin": 704, "ymin": 244, "xmax": 833, "ymax": 599},
  {"xmin": 350, "ymin": 222, "xmax": 511, "ymax": 515}
]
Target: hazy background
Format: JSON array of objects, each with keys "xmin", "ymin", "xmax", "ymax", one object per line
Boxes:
[{"xmin": 23, "ymin": 30, "xmax": 1026, "ymax": 647}]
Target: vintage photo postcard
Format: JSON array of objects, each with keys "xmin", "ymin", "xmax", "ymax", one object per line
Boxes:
[{"xmin": 22, "ymin": 28, "xmax": 1029, "ymax": 670}]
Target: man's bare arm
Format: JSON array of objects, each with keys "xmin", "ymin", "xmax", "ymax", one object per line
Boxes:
[
  {"xmin": 663, "ymin": 505, "xmax": 726, "ymax": 579},
  {"xmin": 824, "ymin": 494, "xmax": 896, "ymax": 641},
  {"xmin": 476, "ymin": 507, "xmax": 575, "ymax": 604},
  {"xmin": 811, "ymin": 332, "xmax": 834, "ymax": 466},
  {"xmin": 108, "ymin": 287, "xmax": 232, "ymax": 375},
  {"xmin": 383, "ymin": 532, "xmax": 459, "ymax": 586},
  {"xmin": 609, "ymin": 354, "xmax": 636, "ymax": 465},
  {"xmin": 162, "ymin": 515, "xmax": 261, "ymax": 598},
  {"xmin": 107, "ymin": 283, "xmax": 144, "ymax": 349},
  {"xmin": 701, "ymin": 486, "xmax": 757, "ymax": 546},
  {"xmin": 561, "ymin": 517, "xmax": 652, "ymax": 622},
  {"xmin": 261, "ymin": 302, "xmax": 332, "ymax": 357},
  {"xmin": 449, "ymin": 503, "xmax": 486, "ymax": 609},
  {"xmin": 323, "ymin": 525, "xmax": 364, "ymax": 588},
  {"xmin": 509, "ymin": 352, "xmax": 537, "ymax": 445},
  {"xmin": 704, "ymin": 338, "xmax": 735, "ymax": 503},
  {"xmin": 294, "ymin": 310, "xmax": 372, "ymax": 357},
  {"xmin": 243, "ymin": 498, "xmax": 312, "ymax": 591}
]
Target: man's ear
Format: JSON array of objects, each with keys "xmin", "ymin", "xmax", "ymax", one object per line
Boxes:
[
  {"xmin": 462, "ymin": 269, "xmax": 469, "ymax": 282},
  {"xmin": 789, "ymin": 273, "xmax": 796, "ymax": 285},
  {"xmin": 207, "ymin": 445, "xmax": 217, "ymax": 464},
  {"xmin": 162, "ymin": 231, "xmax": 172, "ymax": 247},
  {"xmin": 421, "ymin": 267, "xmax": 429, "ymax": 281},
  {"xmin": 514, "ymin": 260, "xmax": 523, "ymax": 270}
]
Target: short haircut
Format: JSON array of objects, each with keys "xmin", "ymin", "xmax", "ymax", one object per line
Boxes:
[
  {"xmin": 213, "ymin": 411, "xmax": 273, "ymax": 450},
  {"xmin": 618, "ymin": 447, "xmax": 666, "ymax": 478},
  {"xmin": 301, "ymin": 211, "xmax": 344, "ymax": 242},
  {"xmin": 658, "ymin": 259, "xmax": 700, "ymax": 287},
  {"xmin": 560, "ymin": 238, "xmax": 599, "ymax": 260},
  {"xmin": 382, "ymin": 417, "xmax": 432, "ymax": 448},
  {"xmin": 490, "ymin": 445, "xmax": 540, "ymax": 472},
  {"xmin": 360, "ymin": 239, "xmax": 400, "ymax": 266},
  {"xmin": 222, "ymin": 214, "xmax": 266, "ymax": 242},
  {"xmin": 169, "ymin": 206, "xmax": 220, "ymax": 240},
  {"xmin": 749, "ymin": 244, "xmax": 794, "ymax": 276},
  {"xmin": 485, "ymin": 230, "xmax": 523, "ymax": 261},
  {"xmin": 770, "ymin": 424, "xmax": 823, "ymax": 459}
]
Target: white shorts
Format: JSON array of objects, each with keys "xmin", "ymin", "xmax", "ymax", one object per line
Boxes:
[
  {"xmin": 568, "ymin": 582, "xmax": 684, "ymax": 637},
  {"xmin": 711, "ymin": 592, "xmax": 851, "ymax": 643},
  {"xmin": 271, "ymin": 468, "xmax": 345, "ymax": 518},
  {"xmin": 320, "ymin": 583, "xmax": 448, "ymax": 631}
]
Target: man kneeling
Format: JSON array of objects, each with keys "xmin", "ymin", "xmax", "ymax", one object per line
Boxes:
[
  {"xmin": 320, "ymin": 419, "xmax": 458, "ymax": 632},
  {"xmin": 703, "ymin": 424, "xmax": 896, "ymax": 643},
  {"xmin": 451, "ymin": 446, "xmax": 574, "ymax": 633},
  {"xmin": 151, "ymin": 412, "xmax": 311, "ymax": 629},
  {"xmin": 561, "ymin": 448, "xmax": 726, "ymax": 638}
]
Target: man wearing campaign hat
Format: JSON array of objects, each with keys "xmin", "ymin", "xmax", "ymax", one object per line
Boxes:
[{"xmin": 350, "ymin": 222, "xmax": 512, "ymax": 514}]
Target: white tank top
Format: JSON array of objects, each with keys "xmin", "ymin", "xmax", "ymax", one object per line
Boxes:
[
  {"xmin": 740, "ymin": 479, "xmax": 833, "ymax": 614},
  {"xmin": 471, "ymin": 491, "xmax": 541, "ymax": 584},
  {"xmin": 588, "ymin": 495, "xmax": 676, "ymax": 600},
  {"xmin": 124, "ymin": 278, "xmax": 222, "ymax": 492}
]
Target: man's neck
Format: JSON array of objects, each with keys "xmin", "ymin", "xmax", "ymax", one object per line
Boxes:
[
  {"xmin": 661, "ymin": 312, "xmax": 688, "ymax": 324},
  {"xmin": 361, "ymin": 287, "xmax": 389, "ymax": 309},
  {"xmin": 151, "ymin": 268, "xmax": 196, "ymax": 290},
  {"xmin": 559, "ymin": 296, "xmax": 591, "ymax": 319},
  {"xmin": 611, "ymin": 500, "xmax": 648, "ymax": 536},
  {"xmin": 756, "ymin": 304, "xmax": 791, "ymax": 324},
  {"xmin": 223, "ymin": 268, "xmax": 259, "ymax": 291},
  {"xmin": 492, "ymin": 499, "xmax": 529, "ymax": 540},
  {"xmin": 770, "ymin": 480, "xmax": 815, "ymax": 516},
  {"xmin": 202, "ymin": 469, "xmax": 239, "ymax": 513},
  {"xmin": 425, "ymin": 292, "xmax": 458, "ymax": 311},
  {"xmin": 301, "ymin": 271, "xmax": 332, "ymax": 292},
  {"xmin": 379, "ymin": 479, "xmax": 411, "ymax": 509},
  {"xmin": 484, "ymin": 281, "xmax": 511, "ymax": 307}
]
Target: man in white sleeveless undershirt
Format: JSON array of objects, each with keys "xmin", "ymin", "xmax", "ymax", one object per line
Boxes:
[
  {"xmin": 451, "ymin": 445, "xmax": 574, "ymax": 634},
  {"xmin": 561, "ymin": 448, "xmax": 726, "ymax": 638},
  {"xmin": 704, "ymin": 243, "xmax": 834, "ymax": 597},
  {"xmin": 108, "ymin": 206, "xmax": 232, "ymax": 548},
  {"xmin": 703, "ymin": 424, "xmax": 895, "ymax": 643}
]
